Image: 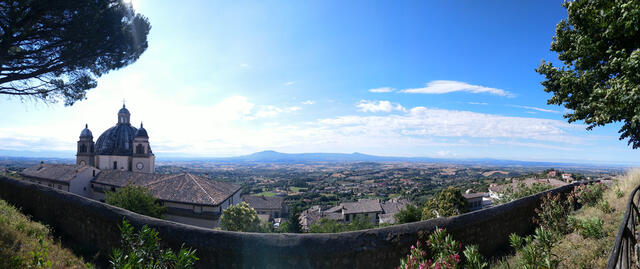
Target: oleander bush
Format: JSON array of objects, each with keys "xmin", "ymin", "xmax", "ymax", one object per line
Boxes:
[{"xmin": 398, "ymin": 228, "xmax": 487, "ymax": 269}]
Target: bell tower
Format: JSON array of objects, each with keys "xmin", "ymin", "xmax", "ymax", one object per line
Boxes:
[
  {"xmin": 76, "ymin": 124, "xmax": 95, "ymax": 166},
  {"xmin": 131, "ymin": 122, "xmax": 155, "ymax": 173}
]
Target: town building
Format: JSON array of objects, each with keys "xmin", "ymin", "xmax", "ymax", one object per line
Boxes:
[
  {"xmin": 463, "ymin": 192, "xmax": 491, "ymax": 211},
  {"xmin": 299, "ymin": 198, "xmax": 410, "ymax": 231},
  {"xmin": 92, "ymin": 170, "xmax": 241, "ymax": 228},
  {"xmin": 19, "ymin": 104, "xmax": 242, "ymax": 229},
  {"xmin": 77, "ymin": 104, "xmax": 155, "ymax": 173},
  {"xmin": 21, "ymin": 163, "xmax": 100, "ymax": 197},
  {"xmin": 242, "ymin": 195, "xmax": 288, "ymax": 221}
]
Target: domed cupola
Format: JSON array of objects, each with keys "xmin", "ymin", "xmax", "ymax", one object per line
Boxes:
[
  {"xmin": 80, "ymin": 124, "xmax": 93, "ymax": 139},
  {"xmin": 135, "ymin": 122, "xmax": 149, "ymax": 138},
  {"xmin": 95, "ymin": 105, "xmax": 138, "ymax": 155},
  {"xmin": 118, "ymin": 103, "xmax": 131, "ymax": 125}
]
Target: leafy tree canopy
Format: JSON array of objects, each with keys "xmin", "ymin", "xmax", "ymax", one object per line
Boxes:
[
  {"xmin": 105, "ymin": 185, "xmax": 166, "ymax": 219},
  {"xmin": 421, "ymin": 187, "xmax": 469, "ymax": 220},
  {"xmin": 536, "ymin": 0, "xmax": 640, "ymax": 147},
  {"xmin": 394, "ymin": 203, "xmax": 422, "ymax": 224},
  {"xmin": 0, "ymin": 0, "xmax": 150, "ymax": 105},
  {"xmin": 219, "ymin": 202, "xmax": 261, "ymax": 232}
]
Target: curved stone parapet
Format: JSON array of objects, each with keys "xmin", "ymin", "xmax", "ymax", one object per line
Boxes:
[{"xmin": 0, "ymin": 176, "xmax": 583, "ymax": 268}]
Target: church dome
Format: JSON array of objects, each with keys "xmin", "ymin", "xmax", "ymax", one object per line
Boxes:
[
  {"xmin": 95, "ymin": 123, "xmax": 138, "ymax": 155},
  {"xmin": 118, "ymin": 104, "xmax": 130, "ymax": 114},
  {"xmin": 135, "ymin": 123, "xmax": 149, "ymax": 138},
  {"xmin": 80, "ymin": 124, "xmax": 93, "ymax": 138}
]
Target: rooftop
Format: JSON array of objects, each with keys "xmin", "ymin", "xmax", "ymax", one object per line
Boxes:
[
  {"xmin": 21, "ymin": 164, "xmax": 92, "ymax": 183},
  {"xmin": 94, "ymin": 171, "xmax": 241, "ymax": 206}
]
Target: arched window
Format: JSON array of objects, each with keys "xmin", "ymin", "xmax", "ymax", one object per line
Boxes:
[
  {"xmin": 80, "ymin": 144, "xmax": 87, "ymax": 153},
  {"xmin": 136, "ymin": 144, "xmax": 144, "ymax": 154}
]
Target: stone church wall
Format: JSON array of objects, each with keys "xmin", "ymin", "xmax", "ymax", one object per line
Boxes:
[{"xmin": 0, "ymin": 176, "xmax": 582, "ymax": 269}]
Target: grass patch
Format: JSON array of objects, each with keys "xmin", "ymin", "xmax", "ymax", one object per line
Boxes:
[
  {"xmin": 255, "ymin": 191, "xmax": 276, "ymax": 197},
  {"xmin": 289, "ymin": 186, "xmax": 307, "ymax": 193},
  {"xmin": 0, "ymin": 198, "xmax": 89, "ymax": 268}
]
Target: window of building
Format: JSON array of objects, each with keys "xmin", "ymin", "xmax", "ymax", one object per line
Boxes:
[
  {"xmin": 136, "ymin": 144, "xmax": 144, "ymax": 154},
  {"xmin": 113, "ymin": 161, "xmax": 117, "ymax": 169}
]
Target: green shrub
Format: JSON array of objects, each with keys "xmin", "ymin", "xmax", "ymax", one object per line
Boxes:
[
  {"xmin": 498, "ymin": 182, "xmax": 552, "ymax": 204},
  {"xmin": 422, "ymin": 187, "xmax": 469, "ymax": 220},
  {"xmin": 109, "ymin": 219, "xmax": 198, "ymax": 269},
  {"xmin": 597, "ymin": 200, "xmax": 612, "ymax": 213},
  {"xmin": 398, "ymin": 228, "xmax": 487, "ymax": 269},
  {"xmin": 219, "ymin": 202, "xmax": 261, "ymax": 232},
  {"xmin": 534, "ymin": 193, "xmax": 572, "ymax": 235},
  {"xmin": 570, "ymin": 183, "xmax": 606, "ymax": 207},
  {"xmin": 508, "ymin": 227, "xmax": 560, "ymax": 269},
  {"xmin": 569, "ymin": 216, "xmax": 605, "ymax": 239},
  {"xmin": 105, "ymin": 185, "xmax": 166, "ymax": 219},
  {"xmin": 308, "ymin": 215, "xmax": 374, "ymax": 233},
  {"xmin": 394, "ymin": 204, "xmax": 422, "ymax": 224}
]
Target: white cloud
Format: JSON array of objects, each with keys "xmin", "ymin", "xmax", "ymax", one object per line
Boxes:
[
  {"xmin": 321, "ymin": 106, "xmax": 582, "ymax": 143},
  {"xmin": 255, "ymin": 105, "xmax": 283, "ymax": 118},
  {"xmin": 401, "ymin": 80, "xmax": 514, "ymax": 97},
  {"xmin": 508, "ymin": 105, "xmax": 561, "ymax": 114},
  {"xmin": 301, "ymin": 100, "xmax": 315, "ymax": 105},
  {"xmin": 240, "ymin": 63, "xmax": 250, "ymax": 69},
  {"xmin": 468, "ymin": 102, "xmax": 488, "ymax": 105},
  {"xmin": 284, "ymin": 81, "xmax": 295, "ymax": 86},
  {"xmin": 287, "ymin": 106, "xmax": 301, "ymax": 112},
  {"xmin": 356, "ymin": 100, "xmax": 406, "ymax": 113},
  {"xmin": 368, "ymin": 87, "xmax": 395, "ymax": 93}
]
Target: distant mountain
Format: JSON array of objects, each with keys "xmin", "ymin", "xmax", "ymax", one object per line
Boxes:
[
  {"xmin": 162, "ymin": 150, "xmax": 626, "ymax": 168},
  {"xmin": 226, "ymin": 150, "xmax": 426, "ymax": 163}
]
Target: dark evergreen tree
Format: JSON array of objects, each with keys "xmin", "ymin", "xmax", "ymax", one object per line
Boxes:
[{"xmin": 0, "ymin": 0, "xmax": 151, "ymax": 105}]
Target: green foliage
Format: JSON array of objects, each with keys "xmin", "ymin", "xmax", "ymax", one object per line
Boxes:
[
  {"xmin": 536, "ymin": 0, "xmax": 640, "ymax": 147},
  {"xmin": 0, "ymin": 0, "xmax": 151, "ymax": 105},
  {"xmin": 616, "ymin": 187, "xmax": 624, "ymax": 199},
  {"xmin": 308, "ymin": 215, "xmax": 374, "ymax": 233},
  {"xmin": 508, "ymin": 227, "xmax": 560, "ymax": 269},
  {"xmin": 109, "ymin": 219, "xmax": 198, "ymax": 269},
  {"xmin": 569, "ymin": 216, "xmax": 605, "ymax": 239},
  {"xmin": 498, "ymin": 182, "xmax": 552, "ymax": 204},
  {"xmin": 309, "ymin": 218, "xmax": 344, "ymax": 233},
  {"xmin": 285, "ymin": 206, "xmax": 302, "ymax": 233},
  {"xmin": 570, "ymin": 183, "xmax": 606, "ymax": 207},
  {"xmin": 398, "ymin": 228, "xmax": 487, "ymax": 269},
  {"xmin": 463, "ymin": 245, "xmax": 488, "ymax": 269},
  {"xmin": 219, "ymin": 202, "xmax": 261, "ymax": 232},
  {"xmin": 0, "ymin": 199, "xmax": 87, "ymax": 268},
  {"xmin": 421, "ymin": 187, "xmax": 469, "ymax": 220},
  {"xmin": 394, "ymin": 204, "xmax": 422, "ymax": 224},
  {"xmin": 105, "ymin": 185, "xmax": 166, "ymax": 219},
  {"xmin": 29, "ymin": 236, "xmax": 51, "ymax": 268},
  {"xmin": 534, "ymin": 193, "xmax": 572, "ymax": 235},
  {"xmin": 597, "ymin": 199, "xmax": 613, "ymax": 213}
]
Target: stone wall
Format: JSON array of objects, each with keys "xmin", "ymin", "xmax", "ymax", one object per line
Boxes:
[{"xmin": 0, "ymin": 176, "xmax": 581, "ymax": 269}]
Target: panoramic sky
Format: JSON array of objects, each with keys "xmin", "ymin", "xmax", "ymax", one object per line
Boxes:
[{"xmin": 0, "ymin": 0, "xmax": 637, "ymax": 164}]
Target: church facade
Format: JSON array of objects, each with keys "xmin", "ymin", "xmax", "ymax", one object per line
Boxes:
[{"xmin": 76, "ymin": 104, "xmax": 155, "ymax": 173}]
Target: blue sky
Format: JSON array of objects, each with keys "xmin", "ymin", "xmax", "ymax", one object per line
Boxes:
[{"xmin": 0, "ymin": 0, "xmax": 638, "ymax": 164}]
